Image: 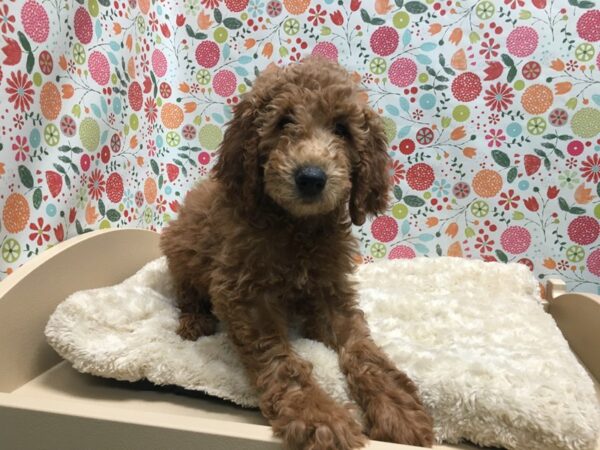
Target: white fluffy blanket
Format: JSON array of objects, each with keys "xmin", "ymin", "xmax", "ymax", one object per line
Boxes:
[{"xmin": 45, "ymin": 257, "xmax": 600, "ymax": 450}]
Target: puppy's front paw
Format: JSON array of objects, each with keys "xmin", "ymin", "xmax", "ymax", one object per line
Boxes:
[
  {"xmin": 366, "ymin": 390, "xmax": 434, "ymax": 448},
  {"xmin": 273, "ymin": 395, "xmax": 366, "ymax": 450},
  {"xmin": 176, "ymin": 313, "xmax": 217, "ymax": 341}
]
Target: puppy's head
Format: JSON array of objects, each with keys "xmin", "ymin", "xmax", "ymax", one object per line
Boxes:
[{"xmin": 213, "ymin": 57, "xmax": 391, "ymax": 225}]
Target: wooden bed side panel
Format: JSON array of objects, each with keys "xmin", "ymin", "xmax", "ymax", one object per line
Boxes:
[
  {"xmin": 546, "ymin": 279, "xmax": 600, "ymax": 383},
  {"xmin": 0, "ymin": 396, "xmax": 421, "ymax": 450},
  {"xmin": 0, "ymin": 229, "xmax": 162, "ymax": 393},
  {"xmin": 0, "ymin": 401, "xmax": 280, "ymax": 450}
]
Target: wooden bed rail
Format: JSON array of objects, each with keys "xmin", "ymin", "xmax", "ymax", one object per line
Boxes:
[
  {"xmin": 0, "ymin": 229, "xmax": 162, "ymax": 393},
  {"xmin": 546, "ymin": 279, "xmax": 600, "ymax": 383}
]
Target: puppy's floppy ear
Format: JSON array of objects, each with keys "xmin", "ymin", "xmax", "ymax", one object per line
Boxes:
[
  {"xmin": 349, "ymin": 107, "xmax": 392, "ymax": 226},
  {"xmin": 212, "ymin": 95, "xmax": 261, "ymax": 210}
]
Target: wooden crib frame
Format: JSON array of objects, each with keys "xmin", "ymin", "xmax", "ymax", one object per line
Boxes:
[{"xmin": 0, "ymin": 228, "xmax": 598, "ymax": 450}]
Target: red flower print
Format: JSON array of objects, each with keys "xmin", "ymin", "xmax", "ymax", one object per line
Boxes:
[
  {"xmin": 159, "ymin": 82, "xmax": 171, "ymax": 98},
  {"xmin": 111, "ymin": 133, "xmax": 122, "ymax": 153},
  {"xmin": 266, "ymin": 1, "xmax": 282, "ymax": 17},
  {"xmin": 156, "ymin": 195, "xmax": 167, "ymax": 213},
  {"xmin": 12, "ymin": 136, "xmax": 29, "ymax": 162},
  {"xmin": 13, "ymin": 113, "xmax": 24, "ymax": 129},
  {"xmin": 176, "ymin": 14, "xmax": 185, "ymax": 26},
  {"xmin": 143, "ymin": 75, "xmax": 152, "ymax": 94},
  {"xmin": 160, "ymin": 23, "xmax": 171, "ymax": 38},
  {"xmin": 308, "ymin": 4, "xmax": 326, "ymax": 26},
  {"xmin": 140, "ymin": 54, "xmax": 149, "ymax": 73},
  {"xmin": 475, "ymin": 234, "xmax": 495, "ymax": 253},
  {"xmin": 413, "ymin": 109, "xmax": 424, "ymax": 121},
  {"xmin": 523, "ymin": 196, "xmax": 539, "ymax": 212},
  {"xmin": 398, "ymin": 138, "xmax": 416, "ymax": 155},
  {"xmin": 499, "ymin": 189, "xmax": 521, "ymax": 210},
  {"xmin": 480, "ymin": 38, "xmax": 500, "ymax": 59},
  {"xmin": 416, "ymin": 127, "xmax": 435, "ymax": 145},
  {"xmin": 135, "ymin": 191, "xmax": 144, "ymax": 207},
  {"xmin": 2, "ymin": 37, "xmax": 21, "ymax": 65},
  {"xmin": 485, "ymin": 128, "xmax": 506, "ymax": 148},
  {"xmin": 0, "ymin": 4, "xmax": 15, "ymax": 34},
  {"xmin": 87, "ymin": 169, "xmax": 106, "ymax": 200},
  {"xmin": 452, "ymin": 181, "xmax": 470, "ymax": 199},
  {"xmin": 483, "ymin": 83, "xmax": 515, "ymax": 112},
  {"xmin": 6, "ymin": 70, "xmax": 34, "ymax": 112},
  {"xmin": 484, "ymin": 61, "xmax": 503, "ymax": 81},
  {"xmin": 147, "ymin": 139, "xmax": 157, "ymax": 157},
  {"xmin": 580, "ymin": 154, "xmax": 600, "ymax": 184},
  {"xmin": 148, "ymin": 12, "xmax": 158, "ymax": 31},
  {"xmin": 522, "ymin": 61, "xmax": 541, "ymax": 80},
  {"xmin": 182, "ymin": 124, "xmax": 196, "ymax": 140},
  {"xmin": 144, "ymin": 97, "xmax": 158, "ymax": 124},
  {"xmin": 60, "ymin": 115, "xmax": 77, "ymax": 137},
  {"xmin": 566, "ymin": 60, "xmax": 578, "ymax": 72},
  {"xmin": 504, "ymin": 0, "xmax": 524, "ymax": 8},
  {"xmin": 330, "ymin": 10, "xmax": 344, "ymax": 26},
  {"xmin": 390, "ymin": 160, "xmax": 406, "ymax": 184},
  {"xmin": 29, "ymin": 218, "xmax": 51, "ymax": 246},
  {"xmin": 169, "ymin": 200, "xmax": 180, "ymax": 213},
  {"xmin": 547, "ymin": 186, "xmax": 559, "ymax": 199},
  {"xmin": 549, "ymin": 108, "xmax": 568, "ymax": 127},
  {"xmin": 39, "ymin": 50, "xmax": 53, "ymax": 75},
  {"xmin": 200, "ymin": 0, "xmax": 220, "ymax": 8},
  {"xmin": 350, "ymin": 0, "xmax": 361, "ymax": 11},
  {"xmin": 54, "ymin": 223, "xmax": 65, "ymax": 242}
]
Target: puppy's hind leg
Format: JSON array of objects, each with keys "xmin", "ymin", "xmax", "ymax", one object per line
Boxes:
[{"xmin": 175, "ymin": 280, "xmax": 218, "ymax": 341}]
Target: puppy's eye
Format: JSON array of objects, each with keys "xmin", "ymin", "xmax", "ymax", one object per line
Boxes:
[
  {"xmin": 277, "ymin": 115, "xmax": 295, "ymax": 129},
  {"xmin": 333, "ymin": 122, "xmax": 351, "ymax": 140}
]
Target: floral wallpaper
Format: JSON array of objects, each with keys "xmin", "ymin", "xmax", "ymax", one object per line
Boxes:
[{"xmin": 1, "ymin": 0, "xmax": 600, "ymax": 293}]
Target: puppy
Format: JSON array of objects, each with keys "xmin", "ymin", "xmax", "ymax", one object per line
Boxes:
[{"xmin": 160, "ymin": 57, "xmax": 434, "ymax": 450}]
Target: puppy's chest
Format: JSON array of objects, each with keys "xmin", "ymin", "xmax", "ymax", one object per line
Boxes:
[{"xmin": 264, "ymin": 235, "xmax": 344, "ymax": 290}]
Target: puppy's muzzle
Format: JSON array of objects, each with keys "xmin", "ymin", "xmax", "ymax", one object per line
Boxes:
[{"xmin": 295, "ymin": 166, "xmax": 327, "ymax": 198}]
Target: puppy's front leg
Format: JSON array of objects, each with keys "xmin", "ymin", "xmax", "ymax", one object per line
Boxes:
[
  {"xmin": 307, "ymin": 300, "xmax": 434, "ymax": 448},
  {"xmin": 216, "ymin": 297, "xmax": 366, "ymax": 450}
]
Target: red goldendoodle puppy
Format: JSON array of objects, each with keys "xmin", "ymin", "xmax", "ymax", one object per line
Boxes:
[{"xmin": 160, "ymin": 57, "xmax": 434, "ymax": 450}]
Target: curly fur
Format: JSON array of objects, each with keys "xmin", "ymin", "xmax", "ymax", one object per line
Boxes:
[{"xmin": 160, "ymin": 57, "xmax": 434, "ymax": 450}]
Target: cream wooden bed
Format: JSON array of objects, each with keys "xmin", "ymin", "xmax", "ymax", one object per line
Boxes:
[{"xmin": 0, "ymin": 228, "xmax": 598, "ymax": 450}]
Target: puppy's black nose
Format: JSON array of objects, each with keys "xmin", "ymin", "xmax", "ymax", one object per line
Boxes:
[{"xmin": 295, "ymin": 166, "xmax": 327, "ymax": 197}]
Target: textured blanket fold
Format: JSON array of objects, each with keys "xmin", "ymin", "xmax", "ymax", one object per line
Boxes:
[{"xmin": 45, "ymin": 257, "xmax": 600, "ymax": 450}]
